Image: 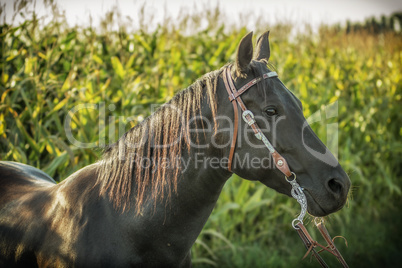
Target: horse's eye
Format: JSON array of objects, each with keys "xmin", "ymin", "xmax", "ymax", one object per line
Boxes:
[{"xmin": 264, "ymin": 108, "xmax": 277, "ymax": 116}]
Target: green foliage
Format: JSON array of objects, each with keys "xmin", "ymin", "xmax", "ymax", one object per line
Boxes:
[{"xmin": 0, "ymin": 4, "xmax": 401, "ymax": 267}]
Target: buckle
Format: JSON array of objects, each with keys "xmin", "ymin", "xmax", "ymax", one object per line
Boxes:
[{"xmin": 242, "ymin": 110, "xmax": 255, "ymax": 126}]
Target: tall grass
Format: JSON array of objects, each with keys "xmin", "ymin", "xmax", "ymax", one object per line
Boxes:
[{"xmin": 0, "ymin": 2, "xmax": 401, "ymax": 267}]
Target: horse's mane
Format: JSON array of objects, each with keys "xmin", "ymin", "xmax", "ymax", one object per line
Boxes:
[{"xmin": 96, "ymin": 68, "xmax": 222, "ymax": 212}]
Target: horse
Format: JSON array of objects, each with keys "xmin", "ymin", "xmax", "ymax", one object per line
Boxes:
[{"xmin": 0, "ymin": 31, "xmax": 350, "ymax": 267}]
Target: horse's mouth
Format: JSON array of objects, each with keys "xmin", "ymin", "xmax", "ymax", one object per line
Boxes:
[{"xmin": 303, "ymin": 190, "xmax": 328, "ymax": 217}]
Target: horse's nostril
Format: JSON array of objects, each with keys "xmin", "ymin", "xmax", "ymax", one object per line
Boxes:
[{"xmin": 327, "ymin": 178, "xmax": 343, "ymax": 196}]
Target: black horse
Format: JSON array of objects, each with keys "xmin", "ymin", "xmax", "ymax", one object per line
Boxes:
[{"xmin": 0, "ymin": 31, "xmax": 350, "ymax": 267}]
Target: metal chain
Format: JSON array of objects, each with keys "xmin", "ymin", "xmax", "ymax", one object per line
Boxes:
[{"xmin": 285, "ymin": 172, "xmax": 308, "ymax": 229}]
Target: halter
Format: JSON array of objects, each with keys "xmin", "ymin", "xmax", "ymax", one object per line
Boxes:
[{"xmin": 222, "ymin": 66, "xmax": 349, "ymax": 268}]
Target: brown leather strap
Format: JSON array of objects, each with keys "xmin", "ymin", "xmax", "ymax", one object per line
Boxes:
[
  {"xmin": 271, "ymin": 151, "xmax": 292, "ymax": 177},
  {"xmin": 223, "ymin": 69, "xmax": 238, "ymax": 172},
  {"xmin": 316, "ymin": 222, "xmax": 349, "ymax": 268},
  {"xmin": 296, "ymin": 223, "xmax": 329, "ymax": 268},
  {"xmin": 295, "ymin": 222, "xmax": 349, "ymax": 268},
  {"xmin": 228, "ymin": 76, "xmax": 263, "ymax": 101},
  {"xmin": 228, "ymin": 72, "xmax": 278, "ymax": 101}
]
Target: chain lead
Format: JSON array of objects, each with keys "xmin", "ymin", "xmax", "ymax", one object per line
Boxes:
[{"xmin": 286, "ymin": 172, "xmax": 308, "ymax": 229}]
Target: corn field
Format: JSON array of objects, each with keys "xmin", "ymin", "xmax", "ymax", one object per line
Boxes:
[{"xmin": 0, "ymin": 3, "xmax": 401, "ymax": 267}]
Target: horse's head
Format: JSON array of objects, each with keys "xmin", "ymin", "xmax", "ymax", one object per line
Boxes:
[{"xmin": 222, "ymin": 32, "xmax": 350, "ymax": 217}]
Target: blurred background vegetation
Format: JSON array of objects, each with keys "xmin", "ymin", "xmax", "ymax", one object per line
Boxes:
[{"xmin": 0, "ymin": 0, "xmax": 401, "ymax": 267}]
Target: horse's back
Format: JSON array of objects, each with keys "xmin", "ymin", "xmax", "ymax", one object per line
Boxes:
[
  {"xmin": 0, "ymin": 162, "xmax": 57, "ymax": 267},
  {"xmin": 0, "ymin": 162, "xmax": 121, "ymax": 267},
  {"xmin": 0, "ymin": 161, "xmax": 56, "ymax": 184},
  {"xmin": 0, "ymin": 161, "xmax": 56, "ymax": 204}
]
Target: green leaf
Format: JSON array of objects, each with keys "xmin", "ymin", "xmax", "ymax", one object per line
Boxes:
[
  {"xmin": 111, "ymin": 56, "xmax": 126, "ymax": 80},
  {"xmin": 43, "ymin": 152, "xmax": 69, "ymax": 178}
]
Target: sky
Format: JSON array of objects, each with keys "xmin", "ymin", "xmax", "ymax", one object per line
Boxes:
[{"xmin": 2, "ymin": 0, "xmax": 402, "ymax": 29}]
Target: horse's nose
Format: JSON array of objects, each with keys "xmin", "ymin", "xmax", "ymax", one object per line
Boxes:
[{"xmin": 326, "ymin": 176, "xmax": 350, "ymax": 200}]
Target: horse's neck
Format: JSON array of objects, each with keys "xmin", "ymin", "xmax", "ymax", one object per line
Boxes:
[
  {"xmin": 172, "ymin": 148, "xmax": 231, "ymax": 223},
  {"xmin": 153, "ymin": 82, "xmax": 232, "ymax": 237},
  {"xmin": 124, "ymin": 83, "xmax": 233, "ymax": 257},
  {"xmin": 126, "ymin": 150, "xmax": 230, "ymax": 260}
]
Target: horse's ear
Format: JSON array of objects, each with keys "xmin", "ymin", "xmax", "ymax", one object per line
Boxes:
[
  {"xmin": 235, "ymin": 31, "xmax": 253, "ymax": 77},
  {"xmin": 255, "ymin": 30, "xmax": 270, "ymax": 62}
]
